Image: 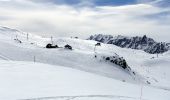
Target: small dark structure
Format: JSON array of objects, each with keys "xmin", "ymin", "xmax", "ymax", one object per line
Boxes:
[
  {"xmin": 105, "ymin": 57, "xmax": 110, "ymax": 61},
  {"xmin": 64, "ymin": 44, "xmax": 72, "ymax": 50},
  {"xmin": 46, "ymin": 43, "xmax": 58, "ymax": 48},
  {"xmin": 95, "ymin": 42, "xmax": 101, "ymax": 46},
  {"xmin": 94, "ymin": 42, "xmax": 101, "ymax": 52},
  {"xmin": 75, "ymin": 37, "xmax": 78, "ymax": 39}
]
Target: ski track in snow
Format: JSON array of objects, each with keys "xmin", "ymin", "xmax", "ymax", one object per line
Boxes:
[
  {"xmin": 20, "ymin": 95, "xmax": 145, "ymax": 100},
  {"xmin": 0, "ymin": 53, "xmax": 11, "ymax": 61}
]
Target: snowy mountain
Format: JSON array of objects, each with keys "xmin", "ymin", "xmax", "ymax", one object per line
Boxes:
[
  {"xmin": 0, "ymin": 26, "xmax": 170, "ymax": 100},
  {"xmin": 88, "ymin": 34, "xmax": 170, "ymax": 54}
]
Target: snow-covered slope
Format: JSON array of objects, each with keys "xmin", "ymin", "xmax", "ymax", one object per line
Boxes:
[
  {"xmin": 0, "ymin": 60, "xmax": 170, "ymax": 100},
  {"xmin": 0, "ymin": 27, "xmax": 137, "ymax": 83},
  {"xmin": 0, "ymin": 26, "xmax": 170, "ymax": 100}
]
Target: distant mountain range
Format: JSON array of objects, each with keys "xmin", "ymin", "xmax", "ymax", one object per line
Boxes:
[{"xmin": 88, "ymin": 34, "xmax": 170, "ymax": 54}]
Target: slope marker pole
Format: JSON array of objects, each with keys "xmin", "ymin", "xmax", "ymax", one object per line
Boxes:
[
  {"xmin": 51, "ymin": 36, "xmax": 53, "ymax": 45},
  {"xmin": 27, "ymin": 33, "xmax": 29, "ymax": 41},
  {"xmin": 140, "ymin": 84, "xmax": 143, "ymax": 100},
  {"xmin": 34, "ymin": 56, "xmax": 36, "ymax": 63}
]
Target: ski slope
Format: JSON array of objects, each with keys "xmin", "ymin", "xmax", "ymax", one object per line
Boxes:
[
  {"xmin": 0, "ymin": 26, "xmax": 170, "ymax": 100},
  {"xmin": 0, "ymin": 60, "xmax": 170, "ymax": 100}
]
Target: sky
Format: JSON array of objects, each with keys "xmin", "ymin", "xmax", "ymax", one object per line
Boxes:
[{"xmin": 0, "ymin": 0, "xmax": 170, "ymax": 42}]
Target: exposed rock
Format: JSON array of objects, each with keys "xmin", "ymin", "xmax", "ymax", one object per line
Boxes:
[
  {"xmin": 88, "ymin": 34, "xmax": 169, "ymax": 54},
  {"xmin": 14, "ymin": 39, "xmax": 22, "ymax": 43}
]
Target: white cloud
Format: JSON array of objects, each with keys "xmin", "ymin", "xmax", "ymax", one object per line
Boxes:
[{"xmin": 0, "ymin": 0, "xmax": 170, "ymax": 42}]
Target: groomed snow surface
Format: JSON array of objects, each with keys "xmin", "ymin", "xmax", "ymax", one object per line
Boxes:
[
  {"xmin": 0, "ymin": 61, "xmax": 170, "ymax": 100},
  {"xmin": 0, "ymin": 26, "xmax": 170, "ymax": 100}
]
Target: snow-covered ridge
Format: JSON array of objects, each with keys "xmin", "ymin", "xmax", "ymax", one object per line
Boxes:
[
  {"xmin": 88, "ymin": 34, "xmax": 169, "ymax": 54},
  {"xmin": 0, "ymin": 26, "xmax": 19, "ymax": 32},
  {"xmin": 0, "ymin": 26, "xmax": 48, "ymax": 47}
]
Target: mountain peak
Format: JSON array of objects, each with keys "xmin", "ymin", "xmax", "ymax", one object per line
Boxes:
[{"xmin": 88, "ymin": 34, "xmax": 169, "ymax": 54}]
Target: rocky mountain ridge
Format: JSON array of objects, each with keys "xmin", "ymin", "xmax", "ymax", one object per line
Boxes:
[{"xmin": 88, "ymin": 34, "xmax": 170, "ymax": 54}]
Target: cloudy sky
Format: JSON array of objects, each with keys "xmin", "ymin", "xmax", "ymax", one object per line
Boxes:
[{"xmin": 0, "ymin": 0, "xmax": 170, "ymax": 42}]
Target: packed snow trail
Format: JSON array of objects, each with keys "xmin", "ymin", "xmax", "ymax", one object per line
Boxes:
[{"xmin": 21, "ymin": 95, "xmax": 142, "ymax": 100}]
